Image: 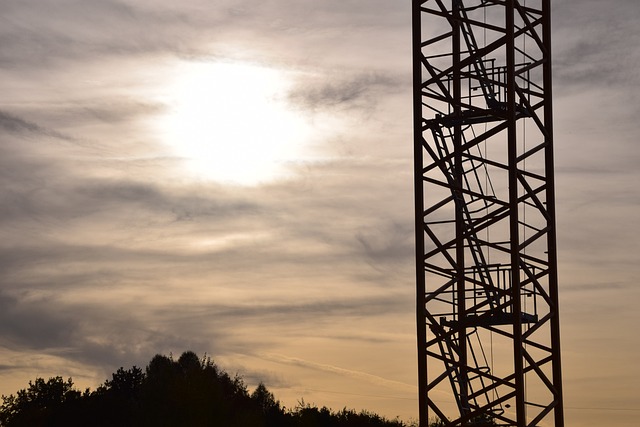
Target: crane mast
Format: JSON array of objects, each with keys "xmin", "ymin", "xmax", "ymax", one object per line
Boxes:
[{"xmin": 412, "ymin": 1, "xmax": 564, "ymax": 426}]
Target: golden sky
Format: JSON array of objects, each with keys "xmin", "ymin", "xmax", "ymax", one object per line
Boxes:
[{"xmin": 0, "ymin": 0, "xmax": 639, "ymax": 426}]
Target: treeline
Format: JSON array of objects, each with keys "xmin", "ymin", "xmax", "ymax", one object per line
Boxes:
[{"xmin": 0, "ymin": 351, "xmax": 410, "ymax": 427}]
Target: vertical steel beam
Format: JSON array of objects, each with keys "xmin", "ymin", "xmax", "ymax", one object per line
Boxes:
[
  {"xmin": 412, "ymin": 2, "xmax": 428, "ymax": 426},
  {"xmin": 542, "ymin": 0, "xmax": 565, "ymax": 426},
  {"xmin": 452, "ymin": 0, "xmax": 469, "ymax": 418},
  {"xmin": 505, "ymin": 1, "xmax": 526, "ymax": 425}
]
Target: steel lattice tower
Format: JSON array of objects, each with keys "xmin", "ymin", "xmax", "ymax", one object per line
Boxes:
[{"xmin": 412, "ymin": 1, "xmax": 563, "ymax": 426}]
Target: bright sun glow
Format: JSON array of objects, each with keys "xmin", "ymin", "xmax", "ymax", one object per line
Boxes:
[{"xmin": 158, "ymin": 60, "xmax": 311, "ymax": 185}]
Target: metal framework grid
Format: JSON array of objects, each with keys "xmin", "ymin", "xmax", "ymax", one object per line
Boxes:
[{"xmin": 412, "ymin": 1, "xmax": 563, "ymax": 426}]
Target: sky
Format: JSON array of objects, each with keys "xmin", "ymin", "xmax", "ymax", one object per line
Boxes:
[{"xmin": 0, "ymin": 0, "xmax": 639, "ymax": 426}]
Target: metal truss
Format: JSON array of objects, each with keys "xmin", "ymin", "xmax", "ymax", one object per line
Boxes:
[{"xmin": 412, "ymin": 1, "xmax": 563, "ymax": 426}]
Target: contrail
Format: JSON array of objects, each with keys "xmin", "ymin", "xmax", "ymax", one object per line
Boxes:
[{"xmin": 260, "ymin": 353, "xmax": 454, "ymax": 397}]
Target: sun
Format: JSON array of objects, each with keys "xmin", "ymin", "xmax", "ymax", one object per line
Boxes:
[{"xmin": 157, "ymin": 59, "xmax": 311, "ymax": 185}]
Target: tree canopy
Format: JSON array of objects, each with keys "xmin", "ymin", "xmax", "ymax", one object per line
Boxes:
[{"xmin": 0, "ymin": 351, "xmax": 409, "ymax": 427}]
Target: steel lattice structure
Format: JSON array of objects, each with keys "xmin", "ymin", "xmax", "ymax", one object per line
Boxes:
[{"xmin": 412, "ymin": 1, "xmax": 563, "ymax": 426}]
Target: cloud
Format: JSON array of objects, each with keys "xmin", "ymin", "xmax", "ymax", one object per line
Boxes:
[
  {"xmin": 0, "ymin": 0, "xmax": 225, "ymax": 67},
  {"xmin": 0, "ymin": 287, "xmax": 221, "ymax": 372},
  {"xmin": 0, "ymin": 110, "xmax": 73, "ymax": 140},
  {"xmin": 0, "ymin": 0, "xmax": 409, "ymax": 71},
  {"xmin": 289, "ymin": 72, "xmax": 403, "ymax": 113},
  {"xmin": 0, "ymin": 129, "xmax": 413, "ymax": 377},
  {"xmin": 261, "ymin": 353, "xmax": 416, "ymax": 393},
  {"xmin": 355, "ymin": 221, "xmax": 414, "ymax": 267},
  {"xmin": 0, "ymin": 293, "xmax": 77, "ymax": 350},
  {"xmin": 553, "ymin": 0, "xmax": 640, "ymax": 91},
  {"xmin": 157, "ymin": 295, "xmax": 409, "ymax": 327}
]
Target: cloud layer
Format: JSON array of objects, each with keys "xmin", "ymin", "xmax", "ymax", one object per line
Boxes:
[{"xmin": 1, "ymin": 0, "xmax": 639, "ymax": 425}]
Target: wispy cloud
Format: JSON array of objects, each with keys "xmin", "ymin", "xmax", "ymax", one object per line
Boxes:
[
  {"xmin": 0, "ymin": 110, "xmax": 73, "ymax": 140},
  {"xmin": 261, "ymin": 353, "xmax": 416, "ymax": 393},
  {"xmin": 289, "ymin": 72, "xmax": 402, "ymax": 112}
]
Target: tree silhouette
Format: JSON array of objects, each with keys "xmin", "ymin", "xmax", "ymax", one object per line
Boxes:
[
  {"xmin": 0, "ymin": 376, "xmax": 83, "ymax": 427},
  {"xmin": 251, "ymin": 382, "xmax": 288, "ymax": 427},
  {"xmin": 89, "ymin": 366, "xmax": 145, "ymax": 426},
  {"xmin": 0, "ymin": 351, "xmax": 408, "ymax": 427}
]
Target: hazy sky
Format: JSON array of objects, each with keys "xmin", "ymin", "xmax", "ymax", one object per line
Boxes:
[{"xmin": 1, "ymin": 1, "xmax": 639, "ymax": 426}]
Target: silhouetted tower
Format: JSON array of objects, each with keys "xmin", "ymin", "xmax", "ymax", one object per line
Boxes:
[{"xmin": 412, "ymin": 1, "xmax": 563, "ymax": 426}]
